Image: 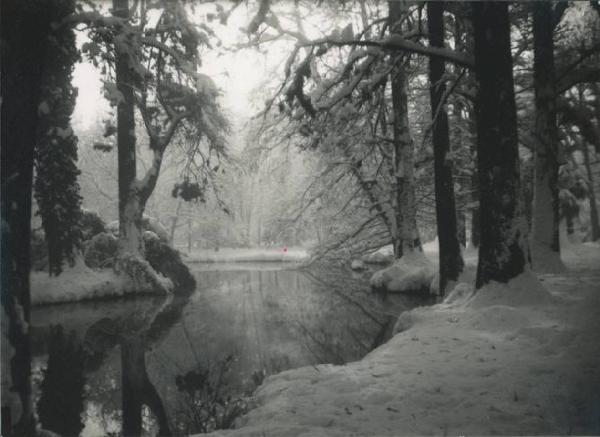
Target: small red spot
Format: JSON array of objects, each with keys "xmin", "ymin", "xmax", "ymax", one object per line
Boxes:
[{"xmin": 283, "ymin": 247, "xmax": 288, "ymax": 253}]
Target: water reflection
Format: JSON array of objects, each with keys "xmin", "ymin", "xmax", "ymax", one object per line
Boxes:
[
  {"xmin": 28, "ymin": 264, "xmax": 429, "ymax": 436},
  {"xmin": 37, "ymin": 326, "xmax": 85, "ymax": 436}
]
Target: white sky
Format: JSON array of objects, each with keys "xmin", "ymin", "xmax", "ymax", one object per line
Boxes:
[{"xmin": 71, "ymin": 3, "xmax": 286, "ymax": 139}]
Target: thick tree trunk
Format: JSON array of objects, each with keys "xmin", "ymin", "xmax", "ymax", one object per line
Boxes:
[
  {"xmin": 531, "ymin": 2, "xmax": 563, "ymax": 271},
  {"xmin": 452, "ymin": 12, "xmax": 479, "ymax": 249},
  {"xmin": 113, "ymin": 0, "xmax": 143, "ymax": 258},
  {"xmin": 472, "ymin": 2, "xmax": 528, "ymax": 288},
  {"xmin": 120, "ymin": 193, "xmax": 145, "ymax": 255},
  {"xmin": 388, "ymin": 0, "xmax": 422, "ymax": 259},
  {"xmin": 451, "ymin": 14, "xmax": 468, "ymax": 249},
  {"xmin": 1, "ymin": 2, "xmax": 52, "ymax": 434},
  {"xmin": 468, "ymin": 91, "xmax": 480, "ymax": 248},
  {"xmin": 582, "ymin": 143, "xmax": 600, "ymax": 241},
  {"xmin": 427, "ymin": 1, "xmax": 464, "ymax": 295}
]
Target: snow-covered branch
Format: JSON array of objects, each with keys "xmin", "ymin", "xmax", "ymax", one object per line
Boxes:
[{"xmin": 299, "ymin": 34, "xmax": 475, "ymax": 69}]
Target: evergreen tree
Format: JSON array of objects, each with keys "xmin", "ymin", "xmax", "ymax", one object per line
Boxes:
[{"xmin": 34, "ymin": 0, "xmax": 83, "ymax": 276}]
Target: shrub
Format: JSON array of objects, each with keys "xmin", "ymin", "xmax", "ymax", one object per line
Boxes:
[
  {"xmin": 83, "ymin": 232, "xmax": 118, "ymax": 268},
  {"xmin": 80, "ymin": 210, "xmax": 106, "ymax": 241},
  {"xmin": 144, "ymin": 231, "xmax": 195, "ymax": 291}
]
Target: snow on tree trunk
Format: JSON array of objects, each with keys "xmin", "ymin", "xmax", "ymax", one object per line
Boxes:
[
  {"xmin": 388, "ymin": 0, "xmax": 422, "ymax": 259},
  {"xmin": 112, "ymin": 0, "xmax": 173, "ymax": 294},
  {"xmin": 531, "ymin": 2, "xmax": 564, "ymax": 272},
  {"xmin": 427, "ymin": 1, "xmax": 464, "ymax": 295},
  {"xmin": 472, "ymin": 2, "xmax": 528, "ymax": 289},
  {"xmin": 113, "ymin": 0, "xmax": 143, "ymax": 260},
  {"xmin": 119, "ymin": 190, "xmax": 145, "ymax": 256}
]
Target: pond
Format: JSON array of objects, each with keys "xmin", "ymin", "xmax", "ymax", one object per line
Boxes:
[{"xmin": 29, "ymin": 263, "xmax": 430, "ymax": 436}]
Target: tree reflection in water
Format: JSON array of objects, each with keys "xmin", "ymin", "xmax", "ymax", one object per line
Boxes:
[
  {"xmin": 30, "ymin": 265, "xmax": 431, "ymax": 436},
  {"xmin": 37, "ymin": 325, "xmax": 85, "ymax": 436}
]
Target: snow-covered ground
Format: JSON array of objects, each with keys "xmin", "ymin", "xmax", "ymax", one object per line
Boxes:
[
  {"xmin": 30, "ymin": 258, "xmax": 172, "ymax": 305},
  {"xmin": 370, "ymin": 250, "xmax": 435, "ymax": 293},
  {"xmin": 204, "ymin": 240, "xmax": 600, "ymax": 436},
  {"xmin": 185, "ymin": 247, "xmax": 309, "ymax": 263}
]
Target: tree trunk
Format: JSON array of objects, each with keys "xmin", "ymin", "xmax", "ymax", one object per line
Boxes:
[
  {"xmin": 1, "ymin": 1, "xmax": 52, "ymax": 434},
  {"xmin": 388, "ymin": 0, "xmax": 422, "ymax": 259},
  {"xmin": 452, "ymin": 11, "xmax": 479, "ymax": 249},
  {"xmin": 451, "ymin": 14, "xmax": 468, "ymax": 249},
  {"xmin": 169, "ymin": 201, "xmax": 183, "ymax": 245},
  {"xmin": 531, "ymin": 2, "xmax": 563, "ymax": 271},
  {"xmin": 468, "ymin": 97, "xmax": 480, "ymax": 248},
  {"xmin": 187, "ymin": 218, "xmax": 192, "ymax": 253},
  {"xmin": 427, "ymin": 1, "xmax": 464, "ymax": 295},
  {"xmin": 113, "ymin": 0, "xmax": 143, "ymax": 258},
  {"xmin": 582, "ymin": 143, "xmax": 600, "ymax": 241},
  {"xmin": 472, "ymin": 2, "xmax": 528, "ymax": 289}
]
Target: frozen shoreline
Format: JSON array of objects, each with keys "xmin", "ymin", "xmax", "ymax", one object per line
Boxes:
[{"xmin": 203, "ymin": 242, "xmax": 600, "ymax": 436}]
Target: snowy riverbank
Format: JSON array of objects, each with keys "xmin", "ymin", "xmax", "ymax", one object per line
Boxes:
[
  {"xmin": 30, "ymin": 259, "xmax": 172, "ymax": 305},
  {"xmin": 204, "ymin": 242, "xmax": 600, "ymax": 436}
]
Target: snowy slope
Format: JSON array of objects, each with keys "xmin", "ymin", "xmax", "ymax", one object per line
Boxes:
[{"xmin": 204, "ymin": 242, "xmax": 600, "ymax": 436}]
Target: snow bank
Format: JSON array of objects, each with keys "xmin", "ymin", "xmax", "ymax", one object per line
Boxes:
[
  {"xmin": 361, "ymin": 238, "xmax": 441, "ymax": 267},
  {"xmin": 370, "ymin": 251, "xmax": 435, "ymax": 294},
  {"xmin": 362, "ymin": 245, "xmax": 394, "ymax": 265},
  {"xmin": 204, "ymin": 245, "xmax": 600, "ymax": 437},
  {"xmin": 350, "ymin": 259, "xmax": 366, "ymax": 271},
  {"xmin": 530, "ymin": 241, "xmax": 567, "ymax": 273},
  {"xmin": 31, "ymin": 258, "xmax": 172, "ymax": 305},
  {"xmin": 421, "ymin": 236, "xmax": 439, "ymax": 254},
  {"xmin": 186, "ymin": 248, "xmax": 308, "ymax": 263},
  {"xmin": 466, "ymin": 271, "xmax": 554, "ymax": 309}
]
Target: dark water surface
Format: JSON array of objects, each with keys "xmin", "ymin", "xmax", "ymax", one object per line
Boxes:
[{"xmin": 29, "ymin": 263, "xmax": 428, "ymax": 436}]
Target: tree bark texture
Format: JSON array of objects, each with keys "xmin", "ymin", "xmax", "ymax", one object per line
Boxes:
[
  {"xmin": 427, "ymin": 1, "xmax": 464, "ymax": 295},
  {"xmin": 531, "ymin": 1, "xmax": 562, "ymax": 270},
  {"xmin": 113, "ymin": 0, "xmax": 144, "ymax": 257},
  {"xmin": 388, "ymin": 0, "xmax": 422, "ymax": 258},
  {"xmin": 472, "ymin": 2, "xmax": 528, "ymax": 288}
]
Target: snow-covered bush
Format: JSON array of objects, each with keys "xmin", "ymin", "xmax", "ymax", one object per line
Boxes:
[
  {"xmin": 105, "ymin": 215, "xmax": 169, "ymax": 242},
  {"xmin": 350, "ymin": 259, "xmax": 366, "ymax": 271},
  {"xmin": 80, "ymin": 210, "xmax": 106, "ymax": 241},
  {"xmin": 362, "ymin": 245, "xmax": 394, "ymax": 265},
  {"xmin": 83, "ymin": 232, "xmax": 118, "ymax": 268},
  {"xmin": 142, "ymin": 216, "xmax": 169, "ymax": 242},
  {"xmin": 144, "ymin": 231, "xmax": 195, "ymax": 291},
  {"xmin": 370, "ymin": 251, "xmax": 435, "ymax": 294},
  {"xmin": 114, "ymin": 253, "xmax": 172, "ymax": 294}
]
